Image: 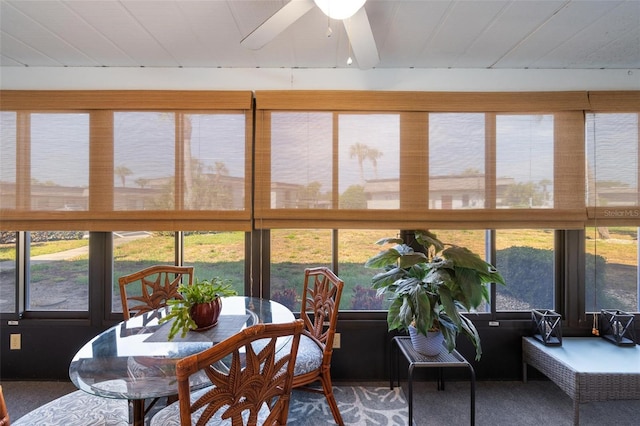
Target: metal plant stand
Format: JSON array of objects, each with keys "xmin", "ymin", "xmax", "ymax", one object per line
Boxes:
[{"xmin": 390, "ymin": 336, "xmax": 476, "ymax": 425}]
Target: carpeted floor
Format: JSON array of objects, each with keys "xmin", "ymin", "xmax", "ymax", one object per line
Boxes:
[
  {"xmin": 289, "ymin": 386, "xmax": 407, "ymax": 425},
  {"xmin": 405, "ymin": 380, "xmax": 640, "ymax": 426},
  {"xmin": 3, "ymin": 379, "xmax": 640, "ymax": 425},
  {"xmin": 1, "ymin": 381, "xmax": 408, "ymax": 425}
]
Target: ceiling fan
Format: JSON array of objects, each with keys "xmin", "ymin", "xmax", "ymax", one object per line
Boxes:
[{"xmin": 241, "ymin": 0, "xmax": 379, "ymax": 69}]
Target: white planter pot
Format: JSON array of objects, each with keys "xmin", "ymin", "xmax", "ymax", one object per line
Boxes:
[{"xmin": 408, "ymin": 325, "xmax": 444, "ymax": 356}]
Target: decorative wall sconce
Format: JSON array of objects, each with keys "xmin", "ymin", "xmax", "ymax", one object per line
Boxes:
[{"xmin": 532, "ymin": 309, "xmax": 562, "ymax": 346}]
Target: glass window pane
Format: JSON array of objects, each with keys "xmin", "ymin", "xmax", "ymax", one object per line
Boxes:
[
  {"xmin": 361, "ymin": 229, "xmax": 490, "ymax": 312},
  {"xmin": 495, "ymin": 229, "xmax": 555, "ymax": 311},
  {"xmin": 112, "ymin": 231, "xmax": 175, "ymax": 313},
  {"xmin": 432, "ymin": 229, "xmax": 489, "ymax": 312},
  {"xmin": 28, "ymin": 231, "xmax": 89, "ymax": 311},
  {"xmin": 184, "ymin": 114, "xmax": 245, "ymax": 210},
  {"xmin": 341, "ymin": 114, "xmax": 400, "ymax": 209},
  {"xmin": 32, "ymin": 114, "xmax": 90, "ymax": 211},
  {"xmin": 585, "ymin": 226, "xmax": 638, "ymax": 313},
  {"xmin": 429, "ymin": 114, "xmax": 485, "ymax": 209},
  {"xmin": 184, "ymin": 231, "xmax": 245, "ymax": 295},
  {"xmin": 496, "ymin": 115, "xmax": 554, "ymax": 208},
  {"xmin": 340, "ymin": 229, "xmax": 398, "ymax": 310},
  {"xmin": 114, "ymin": 112, "xmax": 175, "ymax": 210},
  {"xmin": 270, "ymin": 229, "xmax": 332, "ymax": 311},
  {"xmin": 0, "ymin": 232, "xmax": 17, "ymax": 314},
  {"xmin": 0, "ymin": 112, "xmax": 16, "ymax": 210},
  {"xmin": 271, "ymin": 113, "xmax": 333, "ymax": 209},
  {"xmin": 435, "ymin": 229, "xmax": 487, "ymax": 258},
  {"xmin": 586, "ymin": 113, "xmax": 639, "ymax": 208}
]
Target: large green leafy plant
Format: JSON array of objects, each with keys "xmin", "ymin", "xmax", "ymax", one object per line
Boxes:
[
  {"xmin": 365, "ymin": 230, "xmax": 505, "ymax": 360},
  {"xmin": 159, "ymin": 277, "xmax": 237, "ymax": 340}
]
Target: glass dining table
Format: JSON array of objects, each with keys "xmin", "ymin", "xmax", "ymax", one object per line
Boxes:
[{"xmin": 69, "ymin": 296, "xmax": 295, "ymax": 426}]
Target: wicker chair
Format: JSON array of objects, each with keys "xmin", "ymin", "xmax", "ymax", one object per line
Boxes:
[
  {"xmin": 0, "ymin": 385, "xmax": 9, "ymax": 426},
  {"xmin": 119, "ymin": 265, "xmax": 194, "ymax": 320},
  {"xmin": 150, "ymin": 320, "xmax": 304, "ymax": 426},
  {"xmin": 119, "ymin": 265, "xmax": 194, "ymax": 414},
  {"xmin": 291, "ymin": 267, "xmax": 345, "ymax": 425}
]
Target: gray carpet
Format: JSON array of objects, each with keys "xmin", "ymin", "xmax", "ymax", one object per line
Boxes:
[
  {"xmin": 289, "ymin": 385, "xmax": 407, "ymax": 425},
  {"xmin": 1, "ymin": 381, "xmax": 408, "ymax": 425},
  {"xmin": 1, "ymin": 380, "xmax": 78, "ymax": 422},
  {"xmin": 406, "ymin": 380, "xmax": 640, "ymax": 426},
  {"xmin": 2, "ymin": 380, "xmax": 640, "ymax": 425}
]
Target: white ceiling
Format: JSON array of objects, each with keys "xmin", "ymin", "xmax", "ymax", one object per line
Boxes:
[{"xmin": 1, "ymin": 0, "xmax": 639, "ymax": 70}]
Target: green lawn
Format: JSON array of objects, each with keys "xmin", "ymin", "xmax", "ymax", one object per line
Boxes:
[{"xmin": 2, "ymin": 228, "xmax": 637, "ymax": 312}]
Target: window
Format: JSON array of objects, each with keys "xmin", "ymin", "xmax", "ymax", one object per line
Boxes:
[
  {"xmin": 114, "ymin": 113, "xmax": 176, "ymax": 210},
  {"xmin": 28, "ymin": 231, "xmax": 89, "ymax": 312},
  {"xmin": 495, "ymin": 229, "xmax": 555, "ymax": 311},
  {"xmin": 586, "ymin": 113, "xmax": 638, "ymax": 209},
  {"xmin": 585, "ymin": 112, "xmax": 639, "ymax": 313},
  {"xmin": 269, "ymin": 229, "xmax": 332, "ymax": 311},
  {"xmin": 429, "ymin": 113, "xmax": 485, "ymax": 209},
  {"xmin": 338, "ymin": 229, "xmax": 396, "ymax": 310},
  {"xmin": 114, "ymin": 112, "xmax": 246, "ymax": 211},
  {"xmin": 496, "ymin": 115, "xmax": 554, "ymax": 208},
  {"xmin": 0, "ymin": 91, "xmax": 253, "ymax": 232},
  {"xmin": 0, "ymin": 112, "xmax": 16, "ymax": 210},
  {"xmin": 185, "ymin": 114, "xmax": 246, "ymax": 210},
  {"xmin": 183, "ymin": 231, "xmax": 245, "ymax": 295},
  {"xmin": 255, "ymin": 92, "xmax": 586, "ymax": 230},
  {"xmin": 0, "ymin": 232, "xmax": 17, "ymax": 314},
  {"xmin": 32, "ymin": 114, "xmax": 90, "ymax": 211},
  {"xmin": 2, "ymin": 90, "xmax": 637, "ymax": 322},
  {"xmin": 585, "ymin": 227, "xmax": 638, "ymax": 313},
  {"xmin": 340, "ymin": 114, "xmax": 400, "ymax": 209},
  {"xmin": 431, "ymin": 229, "xmax": 490, "ymax": 312},
  {"xmin": 111, "ymin": 231, "xmax": 176, "ymax": 313},
  {"xmin": 112, "ymin": 230, "xmax": 248, "ymax": 314},
  {"xmin": 270, "ymin": 113, "xmax": 333, "ymax": 209},
  {"xmin": 0, "ymin": 112, "xmax": 90, "ymax": 212}
]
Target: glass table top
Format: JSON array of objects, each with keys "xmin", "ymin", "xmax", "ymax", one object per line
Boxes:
[{"xmin": 69, "ymin": 296, "xmax": 295, "ymax": 401}]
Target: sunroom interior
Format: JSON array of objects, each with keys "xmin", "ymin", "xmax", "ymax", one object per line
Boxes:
[{"xmin": 1, "ymin": 0, "xmax": 639, "ymax": 403}]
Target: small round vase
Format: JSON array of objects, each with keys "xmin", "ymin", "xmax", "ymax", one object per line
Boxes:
[
  {"xmin": 189, "ymin": 298, "xmax": 222, "ymax": 331},
  {"xmin": 408, "ymin": 325, "xmax": 444, "ymax": 356}
]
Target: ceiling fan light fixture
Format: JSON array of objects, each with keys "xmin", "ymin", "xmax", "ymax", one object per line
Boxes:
[{"xmin": 314, "ymin": 0, "xmax": 366, "ymax": 20}]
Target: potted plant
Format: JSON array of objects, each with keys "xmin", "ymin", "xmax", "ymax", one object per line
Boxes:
[
  {"xmin": 159, "ymin": 277, "xmax": 237, "ymax": 340},
  {"xmin": 365, "ymin": 230, "xmax": 505, "ymax": 360}
]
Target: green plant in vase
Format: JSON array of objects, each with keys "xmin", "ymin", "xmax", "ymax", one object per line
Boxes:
[
  {"xmin": 365, "ymin": 230, "xmax": 505, "ymax": 360},
  {"xmin": 159, "ymin": 276, "xmax": 237, "ymax": 340}
]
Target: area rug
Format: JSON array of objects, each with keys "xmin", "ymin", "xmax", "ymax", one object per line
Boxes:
[{"xmin": 287, "ymin": 386, "xmax": 409, "ymax": 425}]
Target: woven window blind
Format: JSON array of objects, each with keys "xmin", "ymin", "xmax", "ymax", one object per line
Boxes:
[
  {"xmin": 2, "ymin": 90, "xmax": 637, "ymax": 231},
  {"xmin": 0, "ymin": 91, "xmax": 253, "ymax": 231},
  {"xmin": 586, "ymin": 112, "xmax": 640, "ymax": 226},
  {"xmin": 585, "ymin": 91, "xmax": 640, "ymax": 226},
  {"xmin": 254, "ymin": 91, "xmax": 597, "ymax": 229}
]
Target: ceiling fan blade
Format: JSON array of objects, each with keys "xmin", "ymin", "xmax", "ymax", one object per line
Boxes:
[
  {"xmin": 343, "ymin": 6, "xmax": 379, "ymax": 69},
  {"xmin": 241, "ymin": 0, "xmax": 316, "ymax": 50}
]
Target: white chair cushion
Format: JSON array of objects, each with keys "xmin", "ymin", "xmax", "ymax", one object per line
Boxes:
[
  {"xmin": 150, "ymin": 386, "xmax": 271, "ymax": 425},
  {"xmin": 13, "ymin": 389, "xmax": 129, "ymax": 426},
  {"xmin": 284, "ymin": 334, "xmax": 323, "ymax": 376}
]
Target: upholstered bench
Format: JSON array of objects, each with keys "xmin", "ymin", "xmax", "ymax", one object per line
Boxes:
[
  {"xmin": 522, "ymin": 336, "xmax": 640, "ymax": 426},
  {"xmin": 13, "ymin": 389, "xmax": 129, "ymax": 426}
]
